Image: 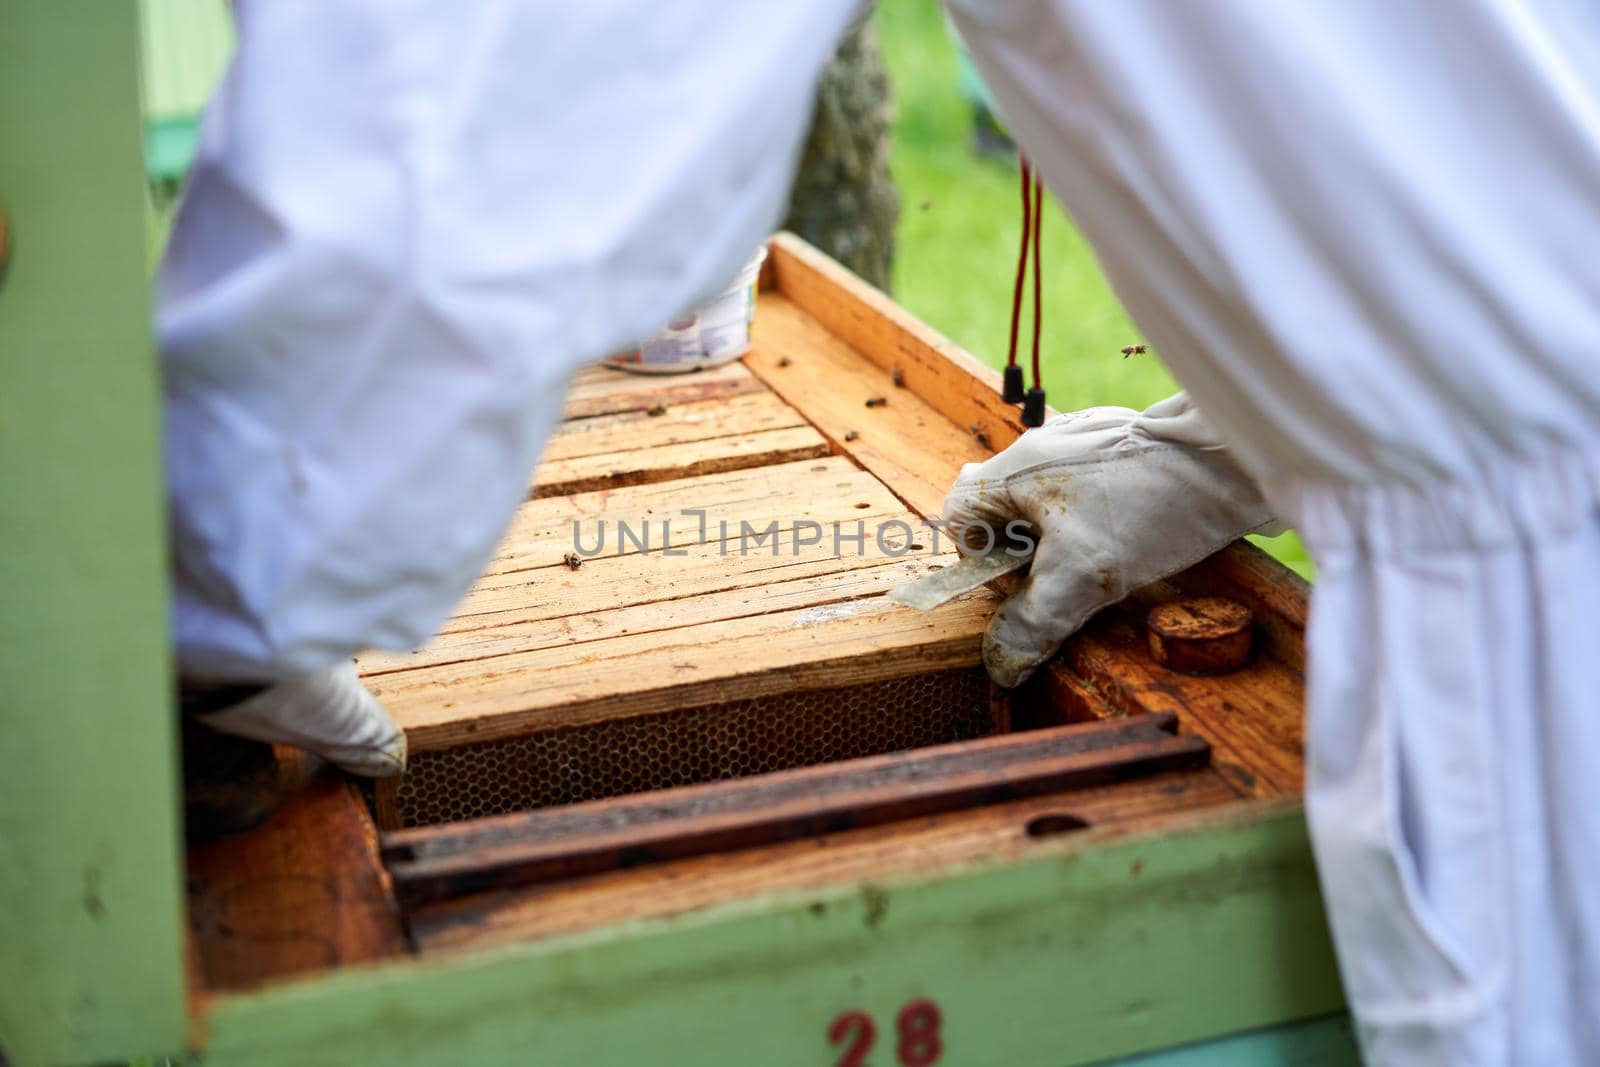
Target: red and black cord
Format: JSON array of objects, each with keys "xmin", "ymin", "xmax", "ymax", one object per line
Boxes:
[{"xmin": 1003, "ymin": 155, "xmax": 1048, "ymax": 427}]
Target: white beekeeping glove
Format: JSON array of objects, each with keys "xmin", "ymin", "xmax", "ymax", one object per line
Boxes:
[
  {"xmin": 195, "ymin": 662, "xmax": 407, "ymax": 778},
  {"xmin": 943, "ymin": 393, "xmax": 1280, "ymax": 687}
]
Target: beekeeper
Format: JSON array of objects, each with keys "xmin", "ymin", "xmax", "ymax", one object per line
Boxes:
[
  {"xmin": 163, "ymin": 3, "xmax": 859, "ymax": 774},
  {"xmin": 166, "ymin": 2, "xmax": 1598, "ymax": 1063},
  {"xmin": 941, "ymin": 3, "xmax": 1600, "ymax": 1063}
]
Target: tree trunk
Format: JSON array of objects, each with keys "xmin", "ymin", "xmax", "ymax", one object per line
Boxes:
[{"xmin": 783, "ymin": 11, "xmax": 900, "ymax": 292}]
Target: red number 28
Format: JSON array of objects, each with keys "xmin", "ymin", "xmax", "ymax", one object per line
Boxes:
[
  {"xmin": 828, "ymin": 1010, "xmax": 876, "ymax": 1067},
  {"xmin": 828, "ymin": 1000, "xmax": 943, "ymax": 1067},
  {"xmin": 896, "ymin": 999, "xmax": 943, "ymax": 1067}
]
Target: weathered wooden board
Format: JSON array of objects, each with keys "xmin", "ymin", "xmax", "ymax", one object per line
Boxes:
[
  {"xmin": 360, "ymin": 551, "xmax": 949, "ymax": 675},
  {"xmin": 363, "ymin": 377, "xmax": 997, "ymax": 747},
  {"xmin": 368, "ymin": 590, "xmax": 996, "ymax": 751},
  {"xmin": 483, "ymin": 456, "xmax": 906, "ymax": 577},
  {"xmin": 537, "ymin": 388, "xmax": 825, "ymax": 495},
  {"xmin": 186, "ymin": 750, "xmax": 406, "ymax": 992},
  {"xmin": 407, "ymin": 765, "xmax": 1242, "ymax": 953},
  {"xmin": 560, "ymin": 360, "xmax": 765, "ymax": 419},
  {"xmin": 764, "ymin": 233, "xmax": 1031, "ymax": 460},
  {"xmin": 1049, "ymin": 604, "xmax": 1305, "ymax": 797},
  {"xmin": 433, "ymin": 519, "xmax": 936, "ymax": 637},
  {"xmin": 533, "ymin": 426, "xmax": 830, "ymax": 499},
  {"xmin": 360, "ymin": 260, "xmax": 1027, "ymax": 757},
  {"xmin": 743, "ymin": 295, "xmax": 994, "ymax": 518},
  {"xmin": 383, "ymin": 713, "xmax": 1207, "ymax": 906},
  {"xmin": 539, "ymin": 391, "xmax": 808, "ymax": 463}
]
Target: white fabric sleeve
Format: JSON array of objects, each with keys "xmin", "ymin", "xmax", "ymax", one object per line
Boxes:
[
  {"xmin": 941, "ymin": 0, "xmax": 1600, "ymax": 495},
  {"xmin": 161, "ymin": 0, "xmax": 857, "ymax": 680}
]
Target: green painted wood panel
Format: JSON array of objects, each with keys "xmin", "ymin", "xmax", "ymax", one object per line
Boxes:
[
  {"xmin": 195, "ymin": 805, "xmax": 1343, "ymax": 1067},
  {"xmin": 0, "ymin": 5, "xmax": 189, "ymax": 1065}
]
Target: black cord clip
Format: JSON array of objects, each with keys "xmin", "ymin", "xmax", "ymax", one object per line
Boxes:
[
  {"xmin": 1002, "ymin": 363, "xmax": 1026, "ymax": 404},
  {"xmin": 1022, "ymin": 387, "xmax": 1047, "ymax": 428}
]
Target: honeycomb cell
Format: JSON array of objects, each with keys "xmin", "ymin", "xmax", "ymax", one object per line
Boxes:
[{"xmin": 390, "ymin": 667, "xmax": 994, "ymax": 827}]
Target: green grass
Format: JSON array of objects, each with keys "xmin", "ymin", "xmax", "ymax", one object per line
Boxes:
[
  {"xmin": 875, "ymin": 0, "xmax": 1175, "ymax": 410},
  {"xmin": 874, "ymin": 0, "xmax": 1312, "ymax": 579}
]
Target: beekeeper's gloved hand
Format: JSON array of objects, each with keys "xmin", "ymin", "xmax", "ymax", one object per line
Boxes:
[
  {"xmin": 192, "ymin": 662, "xmax": 407, "ymax": 778},
  {"xmin": 943, "ymin": 393, "xmax": 1280, "ymax": 688}
]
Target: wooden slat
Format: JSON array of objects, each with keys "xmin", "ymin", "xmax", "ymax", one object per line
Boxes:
[
  {"xmin": 1053, "ymin": 606, "xmax": 1305, "ymax": 798},
  {"xmin": 185, "ymin": 751, "xmax": 406, "ymax": 992},
  {"xmin": 407, "ymin": 767, "xmax": 1241, "ymax": 952},
  {"xmin": 482, "ymin": 456, "xmax": 903, "ymax": 578},
  {"xmin": 383, "ymin": 713, "xmax": 1208, "ymax": 906},
  {"xmin": 367, "ymin": 589, "xmax": 995, "ymax": 751},
  {"xmin": 360, "ymin": 476, "xmax": 946, "ymax": 677},
  {"xmin": 362, "ymin": 551, "xmax": 951, "ymax": 674},
  {"xmin": 539, "ymin": 391, "xmax": 807, "ymax": 462},
  {"xmin": 565, "ymin": 363, "xmax": 626, "ymax": 387},
  {"xmin": 430, "ymin": 512, "xmax": 934, "ymax": 636},
  {"xmin": 745, "ymin": 293, "xmax": 994, "ymax": 518},
  {"xmin": 766, "ymin": 232, "xmax": 1034, "ymax": 454},
  {"xmin": 561, "ymin": 360, "xmax": 765, "ymax": 419},
  {"xmin": 532, "ymin": 425, "xmax": 830, "ymax": 498}
]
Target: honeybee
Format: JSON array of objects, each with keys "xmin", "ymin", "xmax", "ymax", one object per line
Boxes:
[
  {"xmin": 562, "ymin": 552, "xmax": 584, "ymax": 570},
  {"xmin": 1120, "ymin": 344, "xmax": 1148, "ymax": 358}
]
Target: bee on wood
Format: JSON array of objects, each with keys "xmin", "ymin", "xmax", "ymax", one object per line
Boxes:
[
  {"xmin": 865, "ymin": 396, "xmax": 888, "ymax": 408},
  {"xmin": 844, "ymin": 430, "xmax": 860, "ymax": 442},
  {"xmin": 778, "ymin": 356, "xmax": 793, "ymax": 368},
  {"xmin": 1120, "ymin": 344, "xmax": 1148, "ymax": 358},
  {"xmin": 891, "ymin": 367, "xmax": 906, "ymax": 388},
  {"xmin": 562, "ymin": 552, "xmax": 584, "ymax": 570},
  {"xmin": 646, "ymin": 403, "xmax": 667, "ymax": 417},
  {"xmin": 970, "ymin": 424, "xmax": 992, "ymax": 449}
]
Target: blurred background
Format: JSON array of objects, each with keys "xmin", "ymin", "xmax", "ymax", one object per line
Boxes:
[{"xmin": 137, "ymin": 0, "xmax": 1310, "ymax": 575}]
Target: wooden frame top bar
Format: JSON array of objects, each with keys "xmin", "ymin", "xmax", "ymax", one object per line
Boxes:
[{"xmin": 357, "ymin": 236, "xmax": 1023, "ymax": 753}]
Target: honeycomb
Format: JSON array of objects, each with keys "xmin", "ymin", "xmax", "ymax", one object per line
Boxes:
[{"xmin": 386, "ymin": 667, "xmax": 995, "ymax": 828}]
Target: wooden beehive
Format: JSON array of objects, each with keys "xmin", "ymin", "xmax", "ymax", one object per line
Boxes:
[
  {"xmin": 185, "ymin": 234, "xmax": 1310, "ymax": 993},
  {"xmin": 354, "ymin": 265, "xmax": 1015, "ymax": 826}
]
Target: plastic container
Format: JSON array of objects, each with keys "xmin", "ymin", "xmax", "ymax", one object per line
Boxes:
[{"xmin": 605, "ymin": 247, "xmax": 767, "ymax": 375}]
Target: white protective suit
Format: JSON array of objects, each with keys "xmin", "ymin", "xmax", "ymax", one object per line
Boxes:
[
  {"xmin": 163, "ymin": 0, "xmax": 1600, "ymax": 1061},
  {"xmin": 161, "ymin": 0, "xmax": 857, "ymax": 681},
  {"xmin": 943, "ymin": 1, "xmax": 1600, "ymax": 1063}
]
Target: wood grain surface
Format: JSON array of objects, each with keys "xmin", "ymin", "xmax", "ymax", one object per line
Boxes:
[
  {"xmin": 383, "ymin": 714, "xmax": 1207, "ymax": 905},
  {"xmin": 186, "ymin": 751, "xmax": 406, "ymax": 992}
]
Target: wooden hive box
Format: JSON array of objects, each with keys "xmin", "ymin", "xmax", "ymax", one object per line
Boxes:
[
  {"xmin": 356, "ymin": 235, "xmax": 1023, "ymax": 829},
  {"xmin": 183, "ymin": 235, "xmax": 1338, "ymax": 1063}
]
